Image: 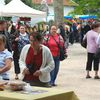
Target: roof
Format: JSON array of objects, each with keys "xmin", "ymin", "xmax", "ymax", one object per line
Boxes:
[{"xmin": 32, "ymin": 0, "xmax": 78, "ymax": 6}]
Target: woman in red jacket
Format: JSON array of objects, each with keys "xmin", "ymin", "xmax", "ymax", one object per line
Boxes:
[{"xmin": 43, "ymin": 25, "xmax": 67, "ymax": 86}]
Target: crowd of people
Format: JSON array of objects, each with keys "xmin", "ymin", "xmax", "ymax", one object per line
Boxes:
[{"xmin": 0, "ymin": 18, "xmax": 100, "ymax": 88}]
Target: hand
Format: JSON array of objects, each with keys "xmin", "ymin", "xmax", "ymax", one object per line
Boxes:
[
  {"xmin": 33, "ymin": 70, "xmax": 42, "ymax": 77},
  {"xmin": 15, "ymin": 37, "xmax": 19, "ymax": 41},
  {"xmin": 0, "ymin": 68, "xmax": 2, "ymax": 74},
  {"xmin": 22, "ymin": 68, "xmax": 30, "ymax": 75}
]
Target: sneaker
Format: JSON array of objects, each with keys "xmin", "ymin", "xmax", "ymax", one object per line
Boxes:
[
  {"xmin": 86, "ymin": 75, "xmax": 92, "ymax": 79},
  {"xmin": 45, "ymin": 83, "xmax": 52, "ymax": 87},
  {"xmin": 94, "ymin": 76, "xmax": 100, "ymax": 79},
  {"xmin": 51, "ymin": 84, "xmax": 57, "ymax": 86},
  {"xmin": 52, "ymin": 84, "xmax": 57, "ymax": 86},
  {"xmin": 15, "ymin": 76, "xmax": 19, "ymax": 80}
]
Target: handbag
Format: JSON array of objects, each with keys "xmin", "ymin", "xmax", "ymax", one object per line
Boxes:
[
  {"xmin": 58, "ymin": 45, "xmax": 65, "ymax": 61},
  {"xmin": 51, "ymin": 35, "xmax": 66, "ymax": 61},
  {"xmin": 81, "ymin": 37, "xmax": 87, "ymax": 48}
]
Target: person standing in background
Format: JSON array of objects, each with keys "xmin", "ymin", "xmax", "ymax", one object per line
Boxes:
[
  {"xmin": 57, "ymin": 23, "xmax": 66, "ymax": 42},
  {"xmin": 8, "ymin": 21, "xmax": 16, "ymax": 35},
  {"xmin": 84, "ymin": 22, "xmax": 91, "ymax": 35},
  {"xmin": 85, "ymin": 22, "xmax": 100, "ymax": 79},
  {"xmin": 12, "ymin": 25, "xmax": 29, "ymax": 80},
  {"xmin": 0, "ymin": 20, "xmax": 12, "ymax": 52},
  {"xmin": 43, "ymin": 25, "xmax": 67, "ymax": 86}
]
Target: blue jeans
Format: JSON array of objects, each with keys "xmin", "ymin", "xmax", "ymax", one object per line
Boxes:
[{"xmin": 50, "ymin": 56, "xmax": 60, "ymax": 85}]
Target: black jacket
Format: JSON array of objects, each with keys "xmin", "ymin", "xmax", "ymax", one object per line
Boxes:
[{"xmin": 0, "ymin": 31, "xmax": 12, "ymax": 52}]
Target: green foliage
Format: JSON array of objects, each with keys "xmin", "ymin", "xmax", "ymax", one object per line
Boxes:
[
  {"xmin": 5, "ymin": 0, "xmax": 34, "ymax": 7},
  {"xmin": 21, "ymin": 0, "xmax": 33, "ymax": 7},
  {"xmin": 5, "ymin": 0, "xmax": 40, "ymax": 10},
  {"xmin": 71, "ymin": 0, "xmax": 100, "ymax": 17},
  {"xmin": 5, "ymin": 0, "xmax": 11, "ymax": 4}
]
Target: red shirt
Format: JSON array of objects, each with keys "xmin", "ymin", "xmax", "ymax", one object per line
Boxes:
[
  {"xmin": 24, "ymin": 46, "xmax": 42, "ymax": 81},
  {"xmin": 44, "ymin": 34, "xmax": 64, "ymax": 57}
]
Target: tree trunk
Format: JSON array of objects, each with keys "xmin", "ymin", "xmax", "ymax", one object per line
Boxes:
[{"xmin": 53, "ymin": 0, "xmax": 64, "ymax": 26}]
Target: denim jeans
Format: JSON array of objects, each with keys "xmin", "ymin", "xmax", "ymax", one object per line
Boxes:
[{"xmin": 50, "ymin": 56, "xmax": 60, "ymax": 85}]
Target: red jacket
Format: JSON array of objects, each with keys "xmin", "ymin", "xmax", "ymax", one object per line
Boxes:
[{"xmin": 43, "ymin": 34, "xmax": 66, "ymax": 57}]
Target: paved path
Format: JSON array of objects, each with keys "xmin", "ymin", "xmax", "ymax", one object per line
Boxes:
[
  {"xmin": 55, "ymin": 43, "xmax": 100, "ymax": 100},
  {"xmin": 10, "ymin": 43, "xmax": 100, "ymax": 100}
]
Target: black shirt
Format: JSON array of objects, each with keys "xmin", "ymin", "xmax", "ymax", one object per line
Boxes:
[{"xmin": 0, "ymin": 31, "xmax": 12, "ymax": 52}]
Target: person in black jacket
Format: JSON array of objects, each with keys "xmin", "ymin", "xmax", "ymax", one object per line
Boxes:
[
  {"xmin": 12, "ymin": 25, "xmax": 29, "ymax": 80},
  {"xmin": 8, "ymin": 21, "xmax": 16, "ymax": 35},
  {"xmin": 0, "ymin": 20, "xmax": 12, "ymax": 52},
  {"xmin": 84, "ymin": 22, "xmax": 91, "ymax": 34},
  {"xmin": 58, "ymin": 23, "xmax": 66, "ymax": 42}
]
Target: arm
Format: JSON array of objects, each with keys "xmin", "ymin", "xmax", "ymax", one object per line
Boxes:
[
  {"xmin": 0, "ymin": 58, "xmax": 12, "ymax": 74},
  {"xmin": 19, "ymin": 45, "xmax": 30, "ymax": 74},
  {"xmin": 19, "ymin": 47, "xmax": 28, "ymax": 75},
  {"xmin": 96, "ymin": 35, "xmax": 100, "ymax": 46},
  {"xmin": 42, "ymin": 34, "xmax": 50, "ymax": 47},
  {"xmin": 40, "ymin": 48, "xmax": 55, "ymax": 74},
  {"xmin": 19, "ymin": 47, "xmax": 26, "ymax": 71}
]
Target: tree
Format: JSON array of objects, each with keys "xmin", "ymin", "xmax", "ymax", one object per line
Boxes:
[
  {"xmin": 71, "ymin": 0, "xmax": 100, "ymax": 17},
  {"xmin": 5, "ymin": 0, "xmax": 11, "ymax": 4},
  {"xmin": 21, "ymin": 0, "xmax": 33, "ymax": 7},
  {"xmin": 53, "ymin": 0, "xmax": 64, "ymax": 26}
]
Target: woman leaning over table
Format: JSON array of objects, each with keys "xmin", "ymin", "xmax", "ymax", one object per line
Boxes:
[
  {"xmin": 0, "ymin": 34, "xmax": 13, "ymax": 80},
  {"xmin": 19, "ymin": 32, "xmax": 54, "ymax": 87},
  {"xmin": 85, "ymin": 22, "xmax": 100, "ymax": 79},
  {"xmin": 43, "ymin": 25, "xmax": 67, "ymax": 86}
]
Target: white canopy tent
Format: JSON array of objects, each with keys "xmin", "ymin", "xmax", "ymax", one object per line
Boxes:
[
  {"xmin": 0, "ymin": 0, "xmax": 46, "ymax": 18},
  {"xmin": 0, "ymin": 0, "xmax": 5, "ymax": 16},
  {"xmin": 0, "ymin": 0, "xmax": 5, "ymax": 7}
]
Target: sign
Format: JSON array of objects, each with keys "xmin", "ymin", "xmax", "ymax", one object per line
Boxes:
[{"xmin": 20, "ymin": 17, "xmax": 31, "ymax": 21}]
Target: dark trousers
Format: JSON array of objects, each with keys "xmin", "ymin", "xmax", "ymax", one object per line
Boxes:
[
  {"xmin": 69, "ymin": 32, "xmax": 74, "ymax": 44},
  {"xmin": 86, "ymin": 53, "xmax": 99, "ymax": 71},
  {"xmin": 13, "ymin": 53, "xmax": 20, "ymax": 74}
]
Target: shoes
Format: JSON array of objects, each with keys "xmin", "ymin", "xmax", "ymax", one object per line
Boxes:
[
  {"xmin": 86, "ymin": 75, "xmax": 100, "ymax": 79},
  {"xmin": 15, "ymin": 75, "xmax": 19, "ymax": 80},
  {"xmin": 44, "ymin": 83, "xmax": 52, "ymax": 87},
  {"xmin": 15, "ymin": 77, "xmax": 19, "ymax": 80},
  {"xmin": 52, "ymin": 84, "xmax": 57, "ymax": 86},
  {"xmin": 94, "ymin": 76, "xmax": 100, "ymax": 79},
  {"xmin": 86, "ymin": 75, "xmax": 92, "ymax": 79},
  {"xmin": 51, "ymin": 84, "xmax": 57, "ymax": 86}
]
